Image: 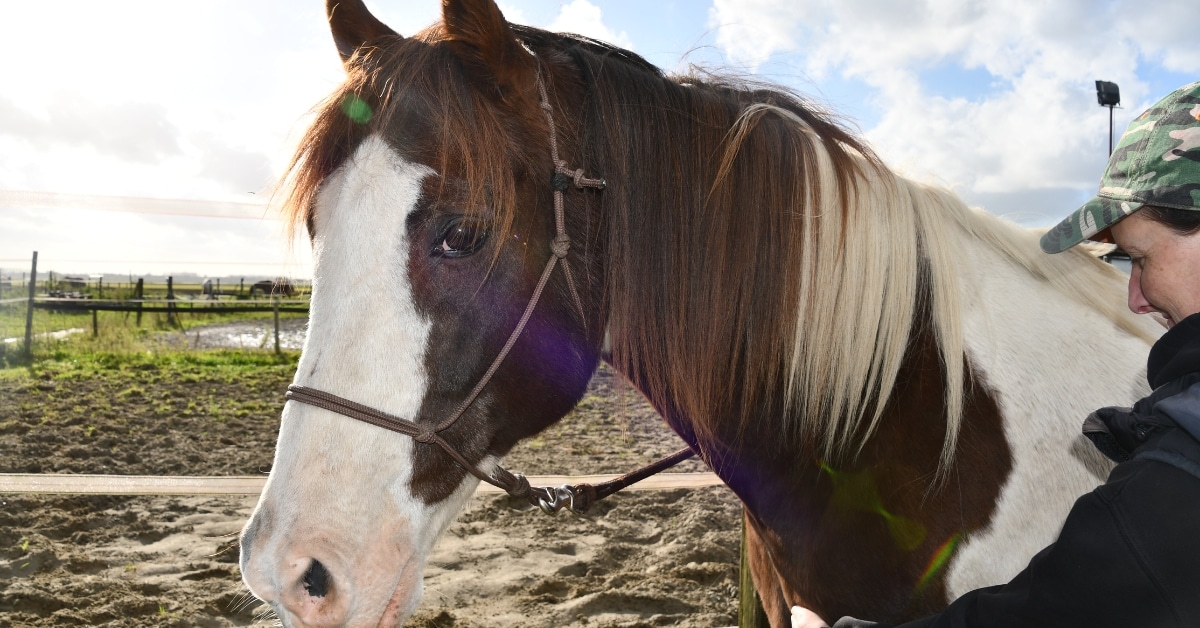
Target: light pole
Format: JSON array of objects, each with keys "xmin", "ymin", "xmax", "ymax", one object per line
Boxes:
[{"xmin": 1095, "ymin": 80, "xmax": 1120, "ymax": 155}]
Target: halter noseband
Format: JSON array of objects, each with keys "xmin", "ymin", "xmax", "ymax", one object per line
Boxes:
[{"xmin": 286, "ymin": 68, "xmax": 693, "ymax": 514}]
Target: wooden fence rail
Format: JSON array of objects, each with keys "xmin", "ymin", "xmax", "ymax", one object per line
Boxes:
[
  {"xmin": 31, "ymin": 297, "xmax": 310, "ymax": 314},
  {"xmin": 0, "ymin": 471, "xmax": 722, "ymax": 496}
]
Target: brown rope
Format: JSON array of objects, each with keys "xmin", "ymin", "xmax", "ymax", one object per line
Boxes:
[
  {"xmin": 537, "ymin": 72, "xmax": 603, "ymax": 325},
  {"xmin": 287, "ymin": 385, "xmax": 695, "ymax": 511}
]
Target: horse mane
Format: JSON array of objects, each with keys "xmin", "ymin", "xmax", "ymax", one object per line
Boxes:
[
  {"xmin": 279, "ymin": 23, "xmax": 1151, "ymax": 469},
  {"xmin": 524, "ymin": 32, "xmax": 1151, "ymax": 467}
]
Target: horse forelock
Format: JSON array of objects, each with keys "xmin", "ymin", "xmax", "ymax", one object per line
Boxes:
[{"xmin": 278, "ymin": 29, "xmax": 547, "ymax": 265}]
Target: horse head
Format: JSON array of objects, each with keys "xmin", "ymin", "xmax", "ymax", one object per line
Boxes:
[{"xmin": 239, "ymin": 1, "xmax": 607, "ymax": 624}]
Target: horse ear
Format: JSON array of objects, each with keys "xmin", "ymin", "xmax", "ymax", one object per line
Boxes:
[
  {"xmin": 326, "ymin": 0, "xmax": 400, "ymax": 65},
  {"xmin": 441, "ymin": 0, "xmax": 536, "ymax": 102}
]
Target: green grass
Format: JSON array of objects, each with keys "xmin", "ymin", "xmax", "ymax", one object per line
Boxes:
[
  {"xmin": 0, "ymin": 304, "xmax": 306, "ymax": 369},
  {"xmin": 7, "ymin": 346, "xmax": 299, "ymax": 379}
]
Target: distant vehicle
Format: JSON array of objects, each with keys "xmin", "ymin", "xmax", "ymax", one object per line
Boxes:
[
  {"xmin": 61, "ymin": 276, "xmax": 88, "ymax": 290},
  {"xmin": 250, "ymin": 278, "xmax": 296, "ymax": 298}
]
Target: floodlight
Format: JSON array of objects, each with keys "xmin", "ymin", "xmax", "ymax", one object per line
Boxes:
[{"xmin": 1096, "ymin": 81, "xmax": 1120, "ymax": 107}]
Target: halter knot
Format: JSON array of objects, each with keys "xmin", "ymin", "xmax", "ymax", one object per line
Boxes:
[
  {"xmin": 551, "ymin": 234, "xmax": 571, "ymax": 258},
  {"xmin": 413, "ymin": 427, "xmax": 437, "ymax": 444},
  {"xmin": 553, "ymin": 161, "xmax": 606, "ymax": 191},
  {"xmin": 551, "ymin": 170, "xmax": 571, "ymax": 192}
]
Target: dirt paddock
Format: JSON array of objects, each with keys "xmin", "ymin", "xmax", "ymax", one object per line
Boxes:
[{"xmin": 0, "ymin": 346, "xmax": 742, "ymax": 627}]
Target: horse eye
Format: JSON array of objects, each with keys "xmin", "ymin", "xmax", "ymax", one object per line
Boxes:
[{"xmin": 434, "ymin": 219, "xmax": 489, "ymax": 258}]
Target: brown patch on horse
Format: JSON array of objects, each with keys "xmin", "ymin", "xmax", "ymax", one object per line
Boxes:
[{"xmin": 731, "ymin": 319, "xmax": 1013, "ymax": 622}]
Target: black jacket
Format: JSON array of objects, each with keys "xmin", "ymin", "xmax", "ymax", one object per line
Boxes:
[{"xmin": 835, "ymin": 313, "xmax": 1200, "ymax": 628}]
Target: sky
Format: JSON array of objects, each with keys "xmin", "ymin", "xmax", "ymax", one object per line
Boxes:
[{"xmin": 1, "ymin": 0, "xmax": 1197, "ymax": 280}]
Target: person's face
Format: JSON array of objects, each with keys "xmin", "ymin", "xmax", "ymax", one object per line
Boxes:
[{"xmin": 1109, "ymin": 209, "xmax": 1200, "ymax": 328}]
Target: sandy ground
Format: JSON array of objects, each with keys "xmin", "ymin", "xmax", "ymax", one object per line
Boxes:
[{"xmin": 0, "ymin": 322, "xmax": 742, "ymax": 627}]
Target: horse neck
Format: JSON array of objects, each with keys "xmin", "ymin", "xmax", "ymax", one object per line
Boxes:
[{"xmin": 595, "ymin": 126, "xmax": 969, "ymax": 469}]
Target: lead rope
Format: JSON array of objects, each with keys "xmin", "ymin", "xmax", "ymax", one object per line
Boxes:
[{"xmin": 285, "ymin": 69, "xmax": 695, "ymax": 514}]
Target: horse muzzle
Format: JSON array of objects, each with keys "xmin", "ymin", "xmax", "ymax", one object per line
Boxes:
[{"xmin": 240, "ymin": 508, "xmax": 424, "ymax": 627}]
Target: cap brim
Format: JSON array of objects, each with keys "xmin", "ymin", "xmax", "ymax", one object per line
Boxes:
[{"xmin": 1039, "ymin": 195, "xmax": 1144, "ymax": 254}]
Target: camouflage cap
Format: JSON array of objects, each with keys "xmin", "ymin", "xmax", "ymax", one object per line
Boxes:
[{"xmin": 1041, "ymin": 81, "xmax": 1200, "ymax": 253}]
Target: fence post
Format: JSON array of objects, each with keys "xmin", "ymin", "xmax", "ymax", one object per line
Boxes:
[
  {"xmin": 135, "ymin": 278, "xmax": 144, "ymax": 326},
  {"xmin": 92, "ymin": 309, "xmax": 99, "ymax": 337},
  {"xmin": 166, "ymin": 276, "xmax": 176, "ymax": 326},
  {"xmin": 23, "ymin": 251, "xmax": 38, "ymax": 358},
  {"xmin": 273, "ymin": 298, "xmax": 281, "ymax": 356},
  {"xmin": 739, "ymin": 513, "xmax": 770, "ymax": 628}
]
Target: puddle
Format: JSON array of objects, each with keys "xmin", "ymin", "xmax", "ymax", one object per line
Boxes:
[
  {"xmin": 2, "ymin": 321, "xmax": 310, "ymax": 351},
  {"xmin": 3, "ymin": 328, "xmax": 87, "ymax": 344},
  {"xmin": 156, "ymin": 318, "xmax": 309, "ymax": 350}
]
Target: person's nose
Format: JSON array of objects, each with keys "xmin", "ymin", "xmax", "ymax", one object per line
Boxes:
[{"xmin": 1127, "ymin": 264, "xmax": 1154, "ymax": 314}]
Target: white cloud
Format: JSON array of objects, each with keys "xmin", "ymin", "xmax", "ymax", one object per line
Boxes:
[
  {"xmin": 547, "ymin": 0, "xmax": 634, "ymax": 50},
  {"xmin": 496, "ymin": 2, "xmax": 529, "ymax": 26},
  {"xmin": 707, "ymin": 0, "xmax": 817, "ymax": 72},
  {"xmin": 707, "ymin": 0, "xmax": 1200, "ymax": 220},
  {"xmin": 0, "ymin": 0, "xmax": 339, "ymax": 201},
  {"xmin": 1115, "ymin": 0, "xmax": 1200, "ymax": 74}
]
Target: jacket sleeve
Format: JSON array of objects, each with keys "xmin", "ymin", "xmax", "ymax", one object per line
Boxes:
[{"xmin": 832, "ymin": 474, "xmax": 1177, "ymax": 628}]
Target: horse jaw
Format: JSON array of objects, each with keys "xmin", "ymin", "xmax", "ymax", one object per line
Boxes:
[{"xmin": 240, "ymin": 136, "xmax": 477, "ymax": 627}]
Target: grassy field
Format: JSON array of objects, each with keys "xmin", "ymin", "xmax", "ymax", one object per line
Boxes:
[{"xmin": 0, "ymin": 303, "xmax": 307, "ymax": 369}]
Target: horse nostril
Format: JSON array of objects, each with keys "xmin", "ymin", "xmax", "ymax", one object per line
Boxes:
[{"xmin": 302, "ymin": 559, "xmax": 331, "ymax": 598}]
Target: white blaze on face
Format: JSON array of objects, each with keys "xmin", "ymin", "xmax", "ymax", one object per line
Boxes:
[{"xmin": 242, "ymin": 135, "xmax": 481, "ymax": 626}]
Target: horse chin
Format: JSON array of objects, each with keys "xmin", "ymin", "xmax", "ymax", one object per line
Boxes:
[{"xmin": 377, "ymin": 570, "xmax": 426, "ymax": 627}]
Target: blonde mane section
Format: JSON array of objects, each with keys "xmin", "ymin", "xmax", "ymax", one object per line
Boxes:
[{"xmin": 738, "ymin": 104, "xmax": 1154, "ymax": 470}]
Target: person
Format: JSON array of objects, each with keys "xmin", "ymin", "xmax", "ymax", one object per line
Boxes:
[{"xmin": 793, "ymin": 81, "xmax": 1200, "ymax": 628}]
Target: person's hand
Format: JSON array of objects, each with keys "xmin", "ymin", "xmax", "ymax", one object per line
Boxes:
[{"xmin": 791, "ymin": 605, "xmax": 830, "ymax": 628}]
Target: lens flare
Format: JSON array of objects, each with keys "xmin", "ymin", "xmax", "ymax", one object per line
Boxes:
[
  {"xmin": 916, "ymin": 534, "xmax": 961, "ymax": 591},
  {"xmin": 819, "ymin": 462, "xmax": 926, "ymax": 551},
  {"xmin": 341, "ymin": 94, "xmax": 373, "ymax": 124}
]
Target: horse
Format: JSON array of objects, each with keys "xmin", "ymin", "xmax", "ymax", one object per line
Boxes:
[
  {"xmin": 249, "ymin": 277, "xmax": 295, "ymax": 298},
  {"xmin": 238, "ymin": 1, "xmax": 1163, "ymax": 625}
]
